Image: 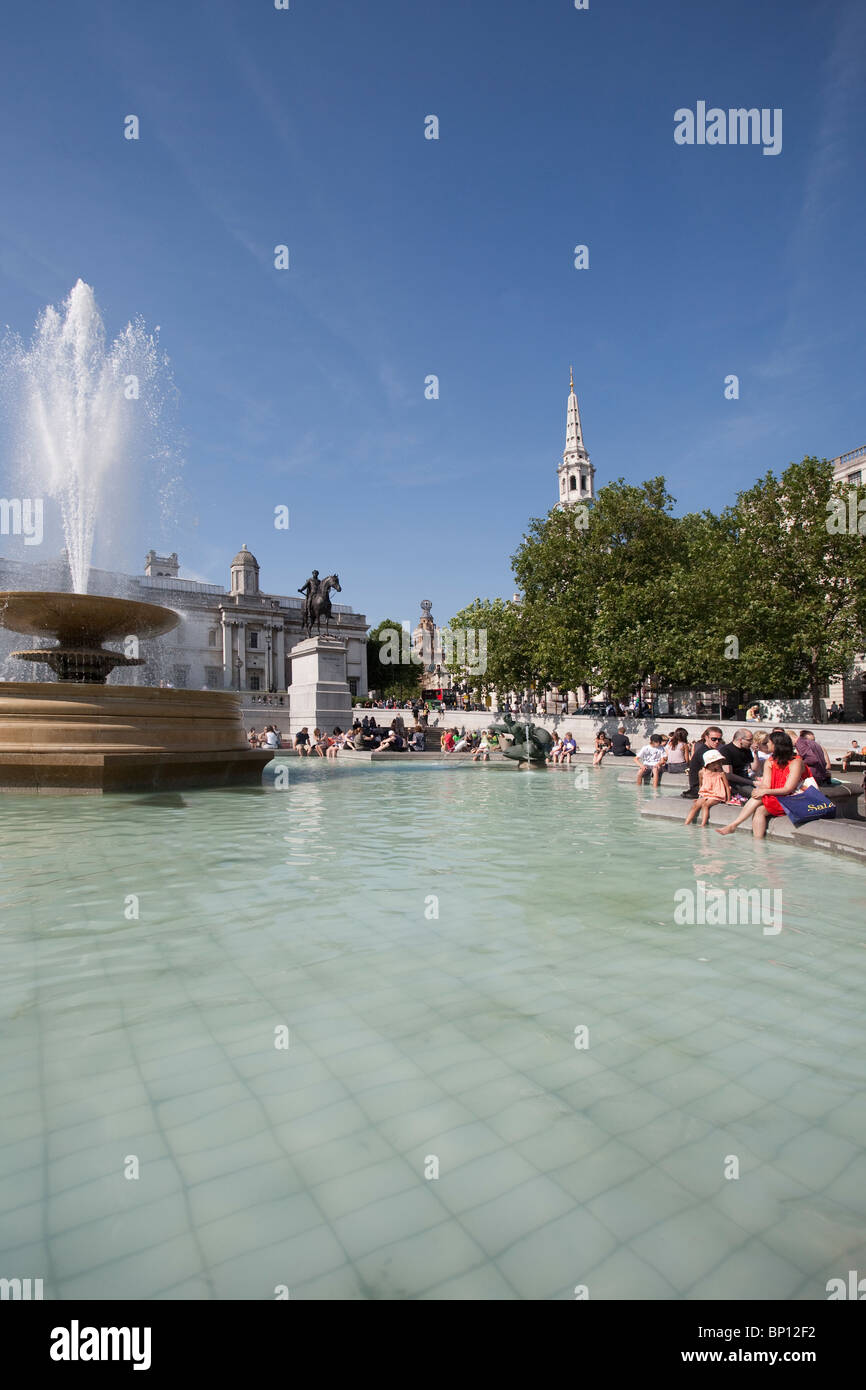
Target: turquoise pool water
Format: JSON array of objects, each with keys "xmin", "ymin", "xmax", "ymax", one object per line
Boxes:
[{"xmin": 1, "ymin": 759, "xmax": 864, "ymax": 1300}]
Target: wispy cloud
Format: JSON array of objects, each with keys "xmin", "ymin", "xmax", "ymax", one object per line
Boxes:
[{"xmin": 755, "ymin": 0, "xmax": 866, "ymax": 383}]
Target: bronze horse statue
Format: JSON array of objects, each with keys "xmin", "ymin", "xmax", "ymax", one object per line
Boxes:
[{"xmin": 303, "ymin": 574, "xmax": 341, "ymax": 638}]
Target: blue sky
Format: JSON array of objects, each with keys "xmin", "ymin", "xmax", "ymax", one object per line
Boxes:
[{"xmin": 1, "ymin": 0, "xmax": 864, "ymax": 628}]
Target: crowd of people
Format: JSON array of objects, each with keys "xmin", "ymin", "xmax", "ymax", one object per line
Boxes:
[
  {"xmin": 357, "ymin": 696, "xmax": 490, "ymax": 716},
  {"xmin": 606, "ymin": 723, "xmax": 855, "ymax": 838},
  {"xmin": 357, "ymin": 699, "xmax": 434, "ymax": 721},
  {"xmin": 287, "ymin": 714, "xmax": 431, "ymax": 756},
  {"xmin": 440, "ymin": 727, "xmax": 500, "ymax": 758},
  {"xmin": 544, "ymin": 732, "xmax": 579, "ymax": 764},
  {"xmin": 247, "ymin": 725, "xmax": 283, "ymax": 749},
  {"xmin": 247, "ymin": 715, "xmax": 863, "ymax": 831}
]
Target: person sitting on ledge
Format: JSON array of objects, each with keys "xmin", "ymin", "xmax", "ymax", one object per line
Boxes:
[
  {"xmin": 682, "ymin": 727, "xmax": 724, "ymax": 799},
  {"xmin": 795, "ymin": 730, "xmax": 831, "ymax": 786},
  {"xmin": 684, "ymin": 749, "xmax": 731, "ymax": 826},
  {"xmin": 453, "ymin": 731, "xmax": 472, "ymax": 753},
  {"xmin": 247, "ymin": 728, "xmax": 259, "ymax": 748},
  {"xmin": 751, "ymin": 729, "xmax": 771, "ymax": 772},
  {"xmin": 409, "ymin": 726, "xmax": 426, "ymax": 752},
  {"xmin": 442, "ymin": 729, "xmax": 456, "ymax": 753},
  {"xmin": 634, "ymin": 733, "xmax": 667, "ymax": 787},
  {"xmin": 610, "ymin": 725, "xmax": 631, "ymax": 757},
  {"xmin": 547, "ymin": 733, "xmax": 563, "ymax": 764},
  {"xmin": 841, "ymin": 738, "xmax": 866, "ymax": 772},
  {"xmin": 716, "ymin": 731, "xmax": 805, "ymax": 838},
  {"xmin": 326, "ymin": 727, "xmax": 343, "ymax": 759},
  {"xmin": 719, "ymin": 729, "xmax": 755, "ymax": 794},
  {"xmin": 664, "ymin": 728, "xmax": 691, "ymax": 776},
  {"xmin": 593, "ymin": 730, "xmax": 612, "ymax": 766},
  {"xmin": 379, "ymin": 727, "xmax": 405, "ymax": 751},
  {"xmin": 472, "ymin": 730, "xmax": 492, "ymax": 762},
  {"xmin": 559, "ymin": 731, "xmax": 577, "ymax": 765},
  {"xmin": 294, "ymin": 727, "xmax": 310, "ymax": 756}
]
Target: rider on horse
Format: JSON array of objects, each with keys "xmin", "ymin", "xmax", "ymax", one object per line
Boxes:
[
  {"xmin": 298, "ymin": 571, "xmax": 320, "ymax": 635},
  {"xmin": 298, "ymin": 570, "xmax": 342, "ymax": 637}
]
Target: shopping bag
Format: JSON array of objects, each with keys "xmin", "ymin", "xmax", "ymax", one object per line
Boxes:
[{"xmin": 775, "ymin": 788, "xmax": 837, "ymax": 827}]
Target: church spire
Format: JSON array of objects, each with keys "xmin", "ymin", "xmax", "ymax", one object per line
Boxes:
[
  {"xmin": 565, "ymin": 368, "xmax": 585, "ymax": 458},
  {"xmin": 556, "ymin": 369, "xmax": 595, "ymax": 507}
]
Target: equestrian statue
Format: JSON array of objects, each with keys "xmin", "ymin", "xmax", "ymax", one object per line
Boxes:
[{"xmin": 298, "ymin": 570, "xmax": 342, "ymax": 639}]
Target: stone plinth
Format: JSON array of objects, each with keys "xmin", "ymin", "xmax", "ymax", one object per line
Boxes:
[
  {"xmin": 289, "ymin": 637, "xmax": 352, "ymax": 736},
  {"xmin": 0, "ymin": 684, "xmax": 273, "ymax": 794}
]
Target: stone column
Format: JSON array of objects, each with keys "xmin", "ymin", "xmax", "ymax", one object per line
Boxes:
[
  {"xmin": 236, "ymin": 618, "xmax": 246, "ymax": 690},
  {"xmin": 274, "ymin": 624, "xmax": 286, "ymax": 691},
  {"xmin": 358, "ymin": 630, "xmax": 369, "ymax": 697},
  {"xmin": 221, "ymin": 616, "xmax": 233, "ymax": 690}
]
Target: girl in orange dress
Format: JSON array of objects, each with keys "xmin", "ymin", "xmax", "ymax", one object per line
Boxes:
[{"xmin": 684, "ymin": 749, "xmax": 731, "ymax": 826}]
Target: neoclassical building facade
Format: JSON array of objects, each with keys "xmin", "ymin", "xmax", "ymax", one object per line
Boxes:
[{"xmin": 0, "ymin": 546, "xmax": 369, "ymax": 697}]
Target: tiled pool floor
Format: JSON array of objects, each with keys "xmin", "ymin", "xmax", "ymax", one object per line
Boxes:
[{"xmin": 1, "ymin": 761, "xmax": 864, "ymax": 1298}]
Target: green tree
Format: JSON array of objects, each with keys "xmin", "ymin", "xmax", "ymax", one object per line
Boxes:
[
  {"xmin": 366, "ymin": 618, "xmax": 422, "ymax": 700},
  {"xmin": 447, "ymin": 597, "xmax": 534, "ymax": 697},
  {"xmin": 513, "ymin": 478, "xmax": 681, "ymax": 698},
  {"xmin": 451, "ymin": 459, "xmax": 866, "ymax": 717},
  {"xmin": 716, "ymin": 457, "xmax": 866, "ymax": 718},
  {"xmin": 653, "ymin": 507, "xmax": 743, "ymax": 689},
  {"xmin": 510, "ymin": 506, "xmax": 595, "ymax": 694}
]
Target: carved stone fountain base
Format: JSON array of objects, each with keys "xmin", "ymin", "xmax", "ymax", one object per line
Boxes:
[{"xmin": 0, "ymin": 684, "xmax": 272, "ymax": 794}]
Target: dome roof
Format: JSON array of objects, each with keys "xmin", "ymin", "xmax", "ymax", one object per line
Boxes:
[{"xmin": 231, "ymin": 544, "xmax": 259, "ymax": 567}]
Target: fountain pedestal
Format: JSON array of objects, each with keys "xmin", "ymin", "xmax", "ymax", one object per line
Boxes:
[
  {"xmin": 0, "ymin": 591, "xmax": 272, "ymax": 793},
  {"xmin": 288, "ymin": 637, "xmax": 352, "ymax": 737},
  {"xmin": 0, "ymin": 685, "xmax": 273, "ymax": 794}
]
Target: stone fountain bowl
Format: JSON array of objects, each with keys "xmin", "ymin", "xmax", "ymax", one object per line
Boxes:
[
  {"xmin": 0, "ymin": 591, "xmax": 273, "ymax": 792},
  {"xmin": 0, "ymin": 590, "xmax": 179, "ymax": 644},
  {"xmin": 0, "ymin": 590, "xmax": 180, "ymax": 684}
]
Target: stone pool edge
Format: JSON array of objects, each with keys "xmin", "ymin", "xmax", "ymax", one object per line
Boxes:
[{"xmin": 639, "ymin": 797, "xmax": 866, "ymax": 864}]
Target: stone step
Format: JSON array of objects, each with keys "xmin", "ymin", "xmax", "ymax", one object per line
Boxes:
[
  {"xmin": 617, "ymin": 772, "xmax": 861, "ymax": 813},
  {"xmin": 639, "ymin": 794, "xmax": 866, "ymax": 861}
]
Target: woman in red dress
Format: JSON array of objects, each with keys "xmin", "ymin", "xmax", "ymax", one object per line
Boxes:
[{"xmin": 716, "ymin": 732, "xmax": 805, "ymax": 839}]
